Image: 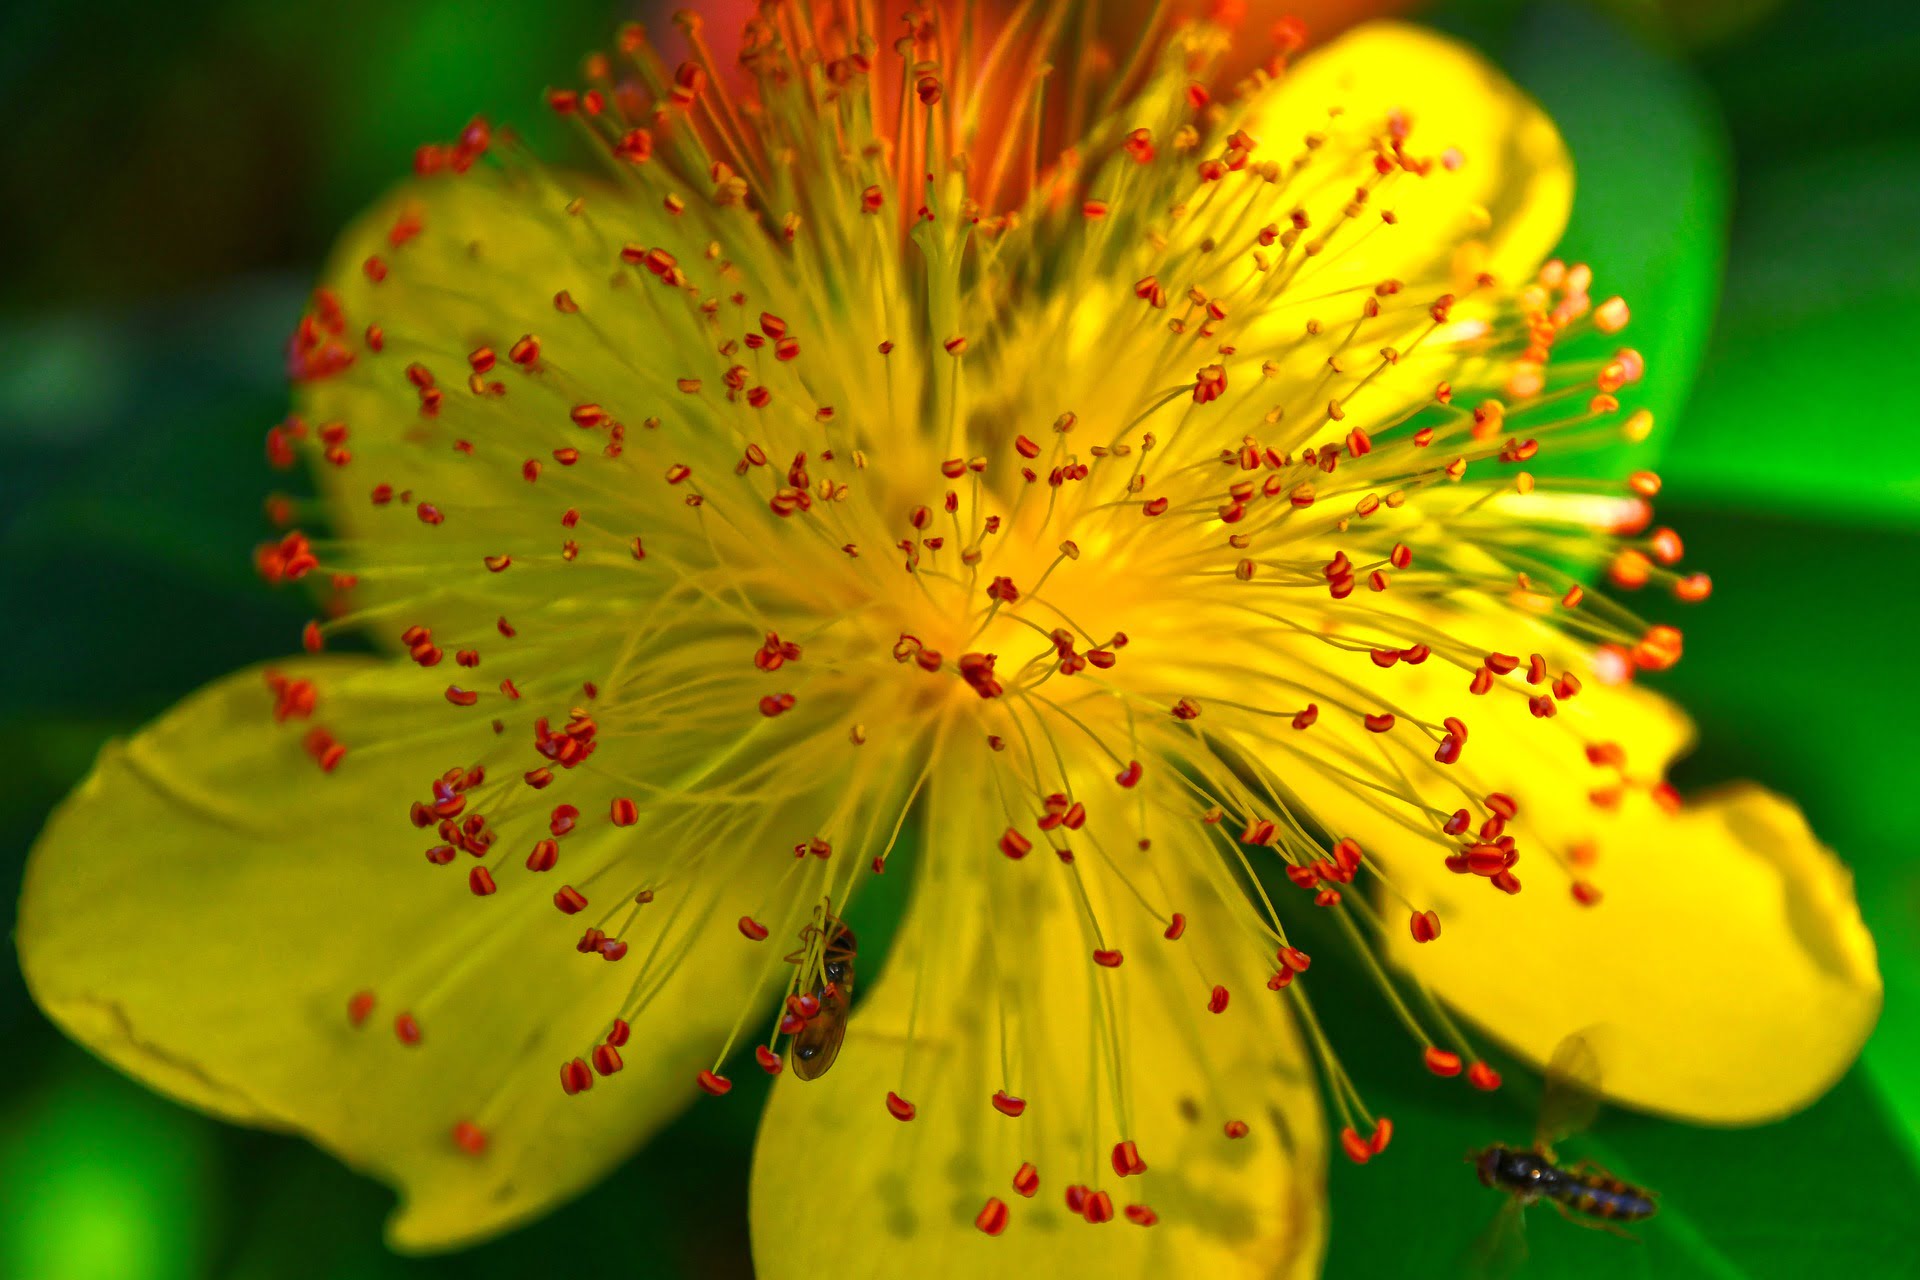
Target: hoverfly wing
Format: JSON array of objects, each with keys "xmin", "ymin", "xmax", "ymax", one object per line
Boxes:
[
  {"xmin": 1464, "ymin": 1196, "xmax": 1529, "ymax": 1280},
  {"xmin": 1535, "ymin": 1031, "xmax": 1607, "ymax": 1153},
  {"xmin": 1466, "ymin": 1197, "xmax": 1528, "ymax": 1274}
]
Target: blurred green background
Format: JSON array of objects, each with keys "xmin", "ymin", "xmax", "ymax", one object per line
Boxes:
[{"xmin": 2, "ymin": 0, "xmax": 1916, "ymax": 1276}]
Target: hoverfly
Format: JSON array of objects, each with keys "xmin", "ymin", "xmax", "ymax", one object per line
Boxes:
[
  {"xmin": 1469, "ymin": 1033, "xmax": 1658, "ymax": 1273},
  {"xmin": 782, "ymin": 909, "xmax": 856, "ymax": 1080}
]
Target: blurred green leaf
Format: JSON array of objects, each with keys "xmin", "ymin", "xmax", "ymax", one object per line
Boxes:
[
  {"xmin": 1656, "ymin": 505, "xmax": 1920, "ymax": 1169},
  {"xmin": 0, "ymin": 1056, "xmax": 218, "ymax": 1280},
  {"xmin": 1658, "ymin": 144, "xmax": 1920, "ymax": 522}
]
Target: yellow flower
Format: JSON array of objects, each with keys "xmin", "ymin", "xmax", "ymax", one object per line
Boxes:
[{"xmin": 18, "ymin": 8, "xmax": 1880, "ymax": 1276}]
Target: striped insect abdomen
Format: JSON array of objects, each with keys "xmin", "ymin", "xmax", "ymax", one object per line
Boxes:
[{"xmin": 1557, "ymin": 1172, "xmax": 1658, "ymax": 1222}]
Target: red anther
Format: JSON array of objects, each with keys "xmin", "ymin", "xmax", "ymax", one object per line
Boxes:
[
  {"xmin": 1370, "ymin": 648, "xmax": 1400, "ymax": 669},
  {"xmin": 452, "ymin": 1120, "xmax": 487, "ymax": 1155},
  {"xmin": 1224, "ymin": 1120, "xmax": 1250, "ymax": 1139},
  {"xmin": 1491, "ymin": 869, "xmax": 1522, "ymax": 895},
  {"xmin": 1469, "ymin": 667, "xmax": 1494, "ymax": 696},
  {"xmin": 1467, "ymin": 1062, "xmax": 1502, "ymax": 1091},
  {"xmin": 1648, "ymin": 527, "xmax": 1684, "ymax": 565},
  {"xmin": 1364, "ymin": 713, "xmax": 1396, "ymax": 733},
  {"xmin": 1635, "ymin": 625, "xmax": 1684, "ymax": 671},
  {"xmin": 1553, "ymin": 673, "xmax": 1583, "ymax": 701},
  {"xmin": 302, "ymin": 620, "xmax": 324, "ymax": 653},
  {"xmin": 1486, "ymin": 793, "xmax": 1518, "ymax": 820},
  {"xmin": 788, "ymin": 992, "xmax": 822, "ymax": 1020},
  {"xmin": 1410, "ymin": 909, "xmax": 1441, "ymax": 943},
  {"xmin": 1331, "ymin": 838, "xmax": 1363, "ymax": 878},
  {"xmin": 1651, "ymin": 781, "xmax": 1682, "ymax": 814},
  {"xmin": 1571, "ymin": 880, "xmax": 1603, "ymax": 906},
  {"xmin": 1093, "ymin": 949, "xmax": 1124, "ymax": 968},
  {"xmin": 1485, "ymin": 652, "xmax": 1519, "ymax": 675},
  {"xmin": 1628, "ymin": 469, "xmax": 1662, "ymax": 498},
  {"xmin": 886, "ymin": 1091, "xmax": 917, "ymax": 1121},
  {"xmin": 592, "ymin": 1044, "xmax": 624, "ymax": 1076},
  {"xmin": 549, "ymin": 804, "xmax": 579, "ymax": 836},
  {"xmin": 468, "ymin": 867, "xmax": 497, "ymax": 896},
  {"xmin": 779, "ymin": 1013, "xmax": 804, "ymax": 1036},
  {"xmin": 1267, "ymin": 968, "xmax": 1293, "ymax": 990},
  {"xmin": 526, "ymin": 839, "xmax": 558, "ymax": 872},
  {"xmin": 610, "ymin": 797, "xmax": 638, "ymax": 827},
  {"xmin": 738, "ymin": 916, "xmax": 769, "ymax": 941},
  {"xmin": 758, "ymin": 693, "xmax": 797, "ymax": 716},
  {"xmin": 1201, "ymin": 981, "xmax": 1230, "ymax": 1013},
  {"xmin": 1279, "ymin": 946, "xmax": 1312, "ymax": 973},
  {"xmin": 394, "ymin": 1013, "xmax": 422, "ymax": 1046},
  {"xmin": 1564, "ymin": 584, "xmax": 1586, "ymax": 608},
  {"xmin": 1115, "ymin": 760, "xmax": 1143, "ymax": 788},
  {"xmin": 1011, "ymin": 1161, "xmax": 1041, "ymax": 1197},
  {"xmin": 1083, "ymin": 1190, "xmax": 1115, "ymax": 1225},
  {"xmin": 611, "ymin": 125, "xmax": 654, "ymax": 163},
  {"xmin": 1370, "ymin": 1118, "xmax": 1394, "ymax": 1154},
  {"xmin": 347, "ymin": 991, "xmax": 375, "ymax": 1026},
  {"xmin": 1340, "ymin": 1126, "xmax": 1372, "ymax": 1164},
  {"xmin": 1675, "ymin": 572, "xmax": 1713, "ymax": 602},
  {"xmin": 998, "ymin": 828, "xmax": 1032, "ymax": 859},
  {"xmin": 1287, "ymin": 865, "xmax": 1320, "ymax": 889},
  {"xmin": 600, "ymin": 939, "xmax": 629, "ymax": 962},
  {"xmin": 1465, "ymin": 844, "xmax": 1509, "ymax": 877},
  {"xmin": 1124, "ymin": 1204, "xmax": 1160, "ymax": 1227},
  {"xmin": 1014, "ymin": 434, "xmax": 1041, "ymax": 460},
  {"xmin": 1425, "ymin": 1047, "xmax": 1463, "ymax": 1077},
  {"xmin": 561, "ymin": 1058, "xmax": 593, "ymax": 1095},
  {"xmin": 1390, "ymin": 543, "xmax": 1413, "ymax": 569},
  {"xmin": 1193, "ymin": 363, "xmax": 1227, "ymax": 404},
  {"xmin": 607, "ymin": 1018, "xmax": 630, "ymax": 1047},
  {"xmin": 1610, "ymin": 548, "xmax": 1651, "ymax": 590},
  {"xmin": 1112, "ymin": 1141, "xmax": 1147, "ymax": 1176},
  {"xmin": 1163, "ymin": 913, "xmax": 1187, "ymax": 940},
  {"xmin": 1291, "ymin": 704, "xmax": 1319, "ymax": 730},
  {"xmin": 975, "ymin": 1197, "xmax": 1009, "ymax": 1236},
  {"xmin": 1434, "ymin": 736, "xmax": 1462, "ymax": 765},
  {"xmin": 554, "ymin": 886, "xmax": 588, "ymax": 914},
  {"xmin": 755, "ymin": 1045, "xmax": 783, "ymax": 1075},
  {"xmin": 992, "ymin": 1090, "xmax": 1027, "ymax": 1117},
  {"xmin": 696, "ymin": 1069, "xmax": 732, "ymax": 1096}
]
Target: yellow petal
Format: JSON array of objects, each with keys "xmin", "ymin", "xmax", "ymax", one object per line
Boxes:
[
  {"xmin": 18, "ymin": 657, "xmax": 796, "ymax": 1249},
  {"xmin": 1267, "ymin": 621, "xmax": 1880, "ymax": 1123},
  {"xmin": 749, "ymin": 747, "xmax": 1326, "ymax": 1278},
  {"xmin": 1396, "ymin": 781, "xmax": 1878, "ymax": 1123},
  {"xmin": 1246, "ymin": 21, "xmax": 1572, "ymax": 290}
]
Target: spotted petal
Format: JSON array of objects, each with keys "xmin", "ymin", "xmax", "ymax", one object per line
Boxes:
[
  {"xmin": 17, "ymin": 657, "xmax": 804, "ymax": 1249},
  {"xmin": 749, "ymin": 741, "xmax": 1327, "ymax": 1278},
  {"xmin": 1258, "ymin": 612, "xmax": 1881, "ymax": 1123}
]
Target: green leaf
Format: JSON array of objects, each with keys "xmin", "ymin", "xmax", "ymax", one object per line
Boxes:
[
  {"xmin": 0, "ymin": 1055, "xmax": 218, "ymax": 1280},
  {"xmin": 1654, "ymin": 505, "xmax": 1920, "ymax": 1171},
  {"xmin": 1658, "ymin": 144, "xmax": 1920, "ymax": 523}
]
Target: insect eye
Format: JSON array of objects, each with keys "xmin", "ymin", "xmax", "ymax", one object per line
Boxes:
[{"xmin": 825, "ymin": 960, "xmax": 845, "ymax": 981}]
